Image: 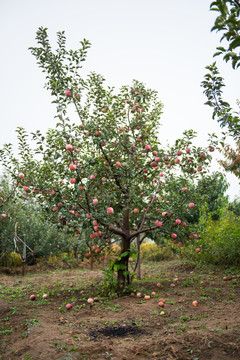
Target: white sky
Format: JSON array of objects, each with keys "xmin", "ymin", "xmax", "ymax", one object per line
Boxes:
[{"xmin": 0, "ymin": 0, "xmax": 239, "ymax": 199}]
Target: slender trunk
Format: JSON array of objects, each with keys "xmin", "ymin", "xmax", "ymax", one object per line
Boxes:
[
  {"xmin": 117, "ymin": 236, "xmax": 130, "ymax": 293},
  {"xmin": 116, "ymin": 207, "xmax": 131, "ymax": 292},
  {"xmin": 136, "ymin": 235, "xmax": 141, "ymax": 280},
  {"xmin": 73, "ymin": 245, "xmax": 78, "ymax": 259},
  {"xmin": 90, "ymin": 250, "xmax": 94, "ymax": 270}
]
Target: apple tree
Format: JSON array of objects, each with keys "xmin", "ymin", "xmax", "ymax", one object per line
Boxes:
[
  {"xmin": 0, "ymin": 28, "xmax": 215, "ymax": 292},
  {"xmin": 202, "ymin": 0, "xmax": 240, "ymax": 179}
]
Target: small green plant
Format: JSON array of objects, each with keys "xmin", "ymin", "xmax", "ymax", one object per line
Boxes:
[
  {"xmin": 21, "ymin": 319, "xmax": 39, "ymax": 338},
  {"xmin": 103, "ymin": 304, "xmax": 120, "ymax": 312},
  {"xmin": 0, "ymin": 330, "xmax": 12, "ymax": 335}
]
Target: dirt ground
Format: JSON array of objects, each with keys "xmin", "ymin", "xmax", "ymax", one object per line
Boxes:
[{"xmin": 0, "ymin": 259, "xmax": 240, "ymax": 360}]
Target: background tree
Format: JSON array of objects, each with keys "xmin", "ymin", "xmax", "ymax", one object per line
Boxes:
[
  {"xmin": 201, "ymin": 0, "xmax": 240, "ymax": 180},
  {"xmin": 0, "ymin": 175, "xmax": 73, "ymax": 266}
]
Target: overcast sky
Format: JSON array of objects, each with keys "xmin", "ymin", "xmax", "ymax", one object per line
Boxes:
[{"xmin": 0, "ymin": 0, "xmax": 239, "ymax": 199}]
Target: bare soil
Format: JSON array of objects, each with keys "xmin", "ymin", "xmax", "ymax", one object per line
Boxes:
[{"xmin": 0, "ymin": 259, "xmax": 240, "ymax": 360}]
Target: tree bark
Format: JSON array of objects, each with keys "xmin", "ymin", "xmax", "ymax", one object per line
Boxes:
[
  {"xmin": 90, "ymin": 250, "xmax": 94, "ymax": 270},
  {"xmin": 136, "ymin": 234, "xmax": 141, "ymax": 280},
  {"xmin": 116, "ymin": 235, "xmax": 130, "ymax": 293}
]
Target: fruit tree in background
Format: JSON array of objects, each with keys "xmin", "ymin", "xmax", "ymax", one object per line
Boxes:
[{"xmin": 202, "ymin": 0, "xmax": 240, "ymax": 180}]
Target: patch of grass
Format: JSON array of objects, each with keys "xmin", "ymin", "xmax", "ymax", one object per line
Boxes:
[
  {"xmin": 101, "ymin": 320, "xmax": 118, "ymax": 325},
  {"xmin": 173, "ymin": 306, "xmax": 187, "ymax": 312},
  {"xmin": 21, "ymin": 318, "xmax": 39, "ymax": 338},
  {"xmin": 175, "ymin": 324, "xmax": 190, "ymax": 333},
  {"xmin": 0, "ymin": 329, "xmax": 12, "ymax": 335},
  {"xmin": 103, "ymin": 304, "xmax": 120, "ymax": 312},
  {"xmin": 179, "ymin": 315, "xmax": 193, "ymax": 323}
]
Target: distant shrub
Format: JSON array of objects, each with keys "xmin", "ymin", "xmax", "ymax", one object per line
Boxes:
[
  {"xmin": 140, "ymin": 242, "xmax": 175, "ymax": 261},
  {"xmin": 184, "ymin": 209, "xmax": 240, "ymax": 266}
]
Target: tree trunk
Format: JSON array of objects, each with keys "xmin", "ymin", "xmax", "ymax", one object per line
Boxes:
[
  {"xmin": 90, "ymin": 250, "xmax": 94, "ymax": 270},
  {"xmin": 116, "ymin": 236, "xmax": 131, "ymax": 293},
  {"xmin": 73, "ymin": 244, "xmax": 78, "ymax": 259},
  {"xmin": 136, "ymin": 235, "xmax": 141, "ymax": 280}
]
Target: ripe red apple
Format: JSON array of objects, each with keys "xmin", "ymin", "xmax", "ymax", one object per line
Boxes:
[
  {"xmin": 151, "ymin": 161, "xmax": 157, "ymax": 167},
  {"xmin": 185, "ymin": 147, "xmax": 191, "ymax": 153},
  {"xmin": 23, "ymin": 186, "xmax": 29, "ymax": 191},
  {"xmin": 158, "ymin": 301, "xmax": 165, "ymax": 308},
  {"xmin": 65, "ymin": 90, "xmax": 71, "ymax": 96},
  {"xmin": 145, "ymin": 145, "xmax": 151, "ymax": 151},
  {"xmin": 115, "ymin": 161, "xmax": 121, "ymax": 167},
  {"xmin": 175, "ymin": 219, "xmax": 181, "ymax": 225},
  {"xmin": 137, "ymin": 292, "xmax": 142, "ymax": 298},
  {"xmin": 69, "ymin": 163, "xmax": 77, "ymax": 170},
  {"xmin": 195, "ymin": 248, "xmax": 201, "ymax": 253},
  {"xmin": 144, "ymin": 295, "xmax": 151, "ymax": 300},
  {"xmin": 156, "ymin": 283, "xmax": 161, "ymax": 287},
  {"xmin": 18, "ymin": 173, "xmax": 24, "ymax": 179},
  {"xmin": 174, "ymin": 158, "xmax": 180, "ymax": 164},
  {"xmin": 92, "ymin": 198, "xmax": 98, "ymax": 205},
  {"xmin": 134, "ymin": 208, "xmax": 139, "ymax": 214},
  {"xmin": 70, "ymin": 178, "xmax": 76, "ymax": 184},
  {"xmin": 65, "ymin": 144, "xmax": 73, "ymax": 151},
  {"xmin": 85, "ymin": 253, "xmax": 90, "ymax": 258},
  {"xmin": 42, "ymin": 294, "xmax": 48, "ymax": 299},
  {"xmin": 107, "ymin": 207, "xmax": 114, "ymax": 214},
  {"xmin": 89, "ymin": 175, "xmax": 95, "ymax": 180},
  {"xmin": 189, "ymin": 202, "xmax": 195, "ymax": 208},
  {"xmin": 1, "ymin": 213, "xmax": 7, "ymax": 219},
  {"xmin": 88, "ymin": 298, "xmax": 94, "ymax": 304},
  {"xmin": 171, "ymin": 233, "xmax": 177, "ymax": 239},
  {"xmin": 192, "ymin": 301, "xmax": 198, "ymax": 307},
  {"xmin": 66, "ymin": 303, "xmax": 73, "ymax": 310},
  {"xmin": 181, "ymin": 187, "xmax": 188, "ymax": 191},
  {"xmin": 30, "ymin": 294, "xmax": 36, "ymax": 301}
]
